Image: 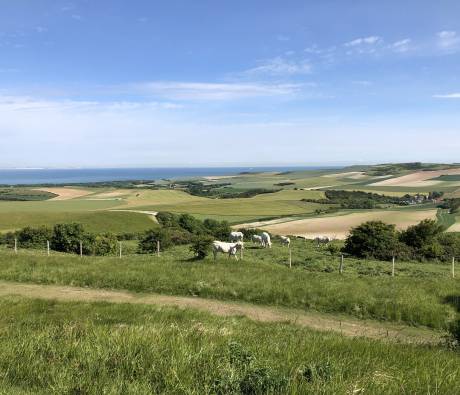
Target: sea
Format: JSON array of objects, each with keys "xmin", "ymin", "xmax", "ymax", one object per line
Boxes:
[{"xmin": 0, "ymin": 166, "xmax": 340, "ymax": 186}]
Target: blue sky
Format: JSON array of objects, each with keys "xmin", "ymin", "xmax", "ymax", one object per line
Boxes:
[{"xmin": 1, "ymin": 0, "xmax": 459, "ymax": 168}]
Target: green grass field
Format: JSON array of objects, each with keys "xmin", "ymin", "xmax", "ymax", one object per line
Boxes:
[
  {"xmin": 0, "ymin": 194, "xmax": 159, "ymax": 233},
  {"xmin": 1, "ymin": 239, "xmax": 458, "ymax": 330},
  {"xmin": 127, "ymin": 190, "xmax": 325, "ymax": 223},
  {"xmin": 0, "ymin": 296, "xmax": 458, "ymax": 394}
]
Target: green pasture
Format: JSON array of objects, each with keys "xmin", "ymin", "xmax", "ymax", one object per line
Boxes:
[
  {"xmin": 126, "ymin": 189, "xmax": 325, "ymax": 223},
  {"xmin": 0, "ymin": 200, "xmax": 154, "ymax": 233},
  {"xmin": 0, "ymin": 297, "xmax": 458, "ymax": 394},
  {"xmin": 1, "ymin": 239, "xmax": 458, "ymax": 329}
]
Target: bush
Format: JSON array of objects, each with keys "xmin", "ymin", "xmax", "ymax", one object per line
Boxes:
[
  {"xmin": 437, "ymin": 233, "xmax": 460, "ymax": 261},
  {"xmin": 203, "ymin": 219, "xmax": 231, "ymax": 240},
  {"xmin": 190, "ymin": 235, "xmax": 214, "ymax": 259},
  {"xmin": 156, "ymin": 212, "xmax": 180, "ymax": 228},
  {"xmin": 16, "ymin": 226, "xmax": 52, "ymax": 248},
  {"xmin": 343, "ymin": 221, "xmax": 399, "ymax": 260},
  {"xmin": 51, "ymin": 223, "xmax": 87, "ymax": 254},
  {"xmin": 400, "ymin": 219, "xmax": 444, "ymax": 250},
  {"xmin": 168, "ymin": 228, "xmax": 193, "ymax": 245},
  {"xmin": 178, "ymin": 214, "xmax": 206, "ymax": 234},
  {"xmin": 138, "ymin": 229, "xmax": 173, "ymax": 253},
  {"xmin": 0, "ymin": 232, "xmax": 15, "ymax": 247},
  {"xmin": 91, "ymin": 233, "xmax": 118, "ymax": 256}
]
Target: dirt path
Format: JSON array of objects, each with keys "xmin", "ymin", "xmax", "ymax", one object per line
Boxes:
[{"xmin": 0, "ymin": 281, "xmax": 441, "ymax": 344}]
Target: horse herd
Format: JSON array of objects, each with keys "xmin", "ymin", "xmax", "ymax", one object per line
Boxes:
[{"xmin": 211, "ymin": 231, "xmax": 291, "ymax": 261}]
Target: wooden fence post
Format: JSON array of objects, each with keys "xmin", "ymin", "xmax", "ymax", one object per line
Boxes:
[
  {"xmin": 288, "ymin": 246, "xmax": 292, "ymax": 268},
  {"xmin": 241, "ymin": 246, "xmax": 244, "ymax": 260},
  {"xmin": 47, "ymin": 240, "xmax": 50, "ymax": 256},
  {"xmin": 392, "ymin": 256, "xmax": 395, "ymax": 277},
  {"xmin": 157, "ymin": 240, "xmax": 160, "ymax": 257},
  {"xmin": 453, "ymin": 257, "xmax": 456, "ymax": 279},
  {"xmin": 14, "ymin": 238, "xmax": 17, "ymax": 254},
  {"xmin": 339, "ymin": 255, "xmax": 344, "ymax": 274},
  {"xmin": 79, "ymin": 241, "xmax": 83, "ymax": 258},
  {"xmin": 119, "ymin": 241, "xmax": 122, "ymax": 258}
]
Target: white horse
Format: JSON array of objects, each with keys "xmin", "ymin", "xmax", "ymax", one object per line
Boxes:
[
  {"xmin": 261, "ymin": 232, "xmax": 272, "ymax": 248},
  {"xmin": 252, "ymin": 234, "xmax": 264, "ymax": 246},
  {"xmin": 229, "ymin": 231, "xmax": 244, "ymax": 242},
  {"xmin": 212, "ymin": 241, "xmax": 244, "ymax": 261},
  {"xmin": 280, "ymin": 236, "xmax": 290, "ymax": 247}
]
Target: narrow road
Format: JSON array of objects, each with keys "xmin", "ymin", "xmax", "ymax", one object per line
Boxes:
[{"xmin": 0, "ymin": 281, "xmax": 441, "ymax": 344}]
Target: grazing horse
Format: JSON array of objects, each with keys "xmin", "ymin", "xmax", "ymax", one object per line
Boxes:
[
  {"xmin": 229, "ymin": 231, "xmax": 244, "ymax": 242},
  {"xmin": 261, "ymin": 232, "xmax": 272, "ymax": 248},
  {"xmin": 212, "ymin": 241, "xmax": 244, "ymax": 261},
  {"xmin": 252, "ymin": 234, "xmax": 264, "ymax": 246},
  {"xmin": 280, "ymin": 236, "xmax": 290, "ymax": 247}
]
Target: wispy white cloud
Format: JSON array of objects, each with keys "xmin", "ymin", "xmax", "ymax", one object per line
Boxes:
[
  {"xmin": 433, "ymin": 93, "xmax": 460, "ymax": 99},
  {"xmin": 343, "ymin": 36, "xmax": 383, "ymax": 55},
  {"xmin": 71, "ymin": 14, "xmax": 82, "ymax": 21},
  {"xmin": 36, "ymin": 26, "xmax": 48, "ymax": 33},
  {"xmin": 389, "ymin": 38, "xmax": 412, "ymax": 53},
  {"xmin": 436, "ymin": 31, "xmax": 460, "ymax": 52},
  {"xmin": 0, "ymin": 95, "xmax": 182, "ymax": 112},
  {"xmin": 243, "ymin": 57, "xmax": 312, "ymax": 76},
  {"xmin": 135, "ymin": 81, "xmax": 302, "ymax": 100},
  {"xmin": 344, "ymin": 36, "xmax": 382, "ymax": 47}
]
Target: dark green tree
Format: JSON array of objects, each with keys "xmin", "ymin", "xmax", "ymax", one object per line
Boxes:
[
  {"xmin": 400, "ymin": 219, "xmax": 444, "ymax": 250},
  {"xmin": 138, "ymin": 228, "xmax": 173, "ymax": 253},
  {"xmin": 343, "ymin": 221, "xmax": 399, "ymax": 260},
  {"xmin": 51, "ymin": 223, "xmax": 86, "ymax": 254},
  {"xmin": 16, "ymin": 226, "xmax": 52, "ymax": 248}
]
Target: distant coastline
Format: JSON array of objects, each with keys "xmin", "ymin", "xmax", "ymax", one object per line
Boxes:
[{"xmin": 0, "ymin": 166, "xmax": 342, "ymax": 186}]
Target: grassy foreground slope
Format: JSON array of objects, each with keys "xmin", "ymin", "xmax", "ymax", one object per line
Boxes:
[
  {"xmin": 1, "ymin": 241, "xmax": 458, "ymax": 329},
  {"xmin": 0, "ymin": 297, "xmax": 458, "ymax": 394}
]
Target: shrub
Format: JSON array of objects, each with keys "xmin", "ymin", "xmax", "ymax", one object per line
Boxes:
[
  {"xmin": 203, "ymin": 218, "xmax": 231, "ymax": 239},
  {"xmin": 437, "ymin": 233, "xmax": 460, "ymax": 261},
  {"xmin": 138, "ymin": 229, "xmax": 173, "ymax": 253},
  {"xmin": 0, "ymin": 232, "xmax": 15, "ymax": 247},
  {"xmin": 51, "ymin": 223, "xmax": 87, "ymax": 254},
  {"xmin": 343, "ymin": 221, "xmax": 399, "ymax": 260},
  {"xmin": 168, "ymin": 228, "xmax": 193, "ymax": 245},
  {"xmin": 190, "ymin": 235, "xmax": 214, "ymax": 259},
  {"xmin": 91, "ymin": 233, "xmax": 118, "ymax": 256},
  {"xmin": 178, "ymin": 214, "xmax": 206, "ymax": 234},
  {"xmin": 156, "ymin": 212, "xmax": 180, "ymax": 228},
  {"xmin": 400, "ymin": 219, "xmax": 444, "ymax": 250},
  {"xmin": 16, "ymin": 226, "xmax": 52, "ymax": 248}
]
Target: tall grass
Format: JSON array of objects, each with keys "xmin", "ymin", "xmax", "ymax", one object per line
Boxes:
[
  {"xmin": 0, "ymin": 239, "xmax": 458, "ymax": 329},
  {"xmin": 0, "ymin": 297, "xmax": 458, "ymax": 394}
]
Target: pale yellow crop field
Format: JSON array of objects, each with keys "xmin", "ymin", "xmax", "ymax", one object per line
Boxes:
[{"xmin": 259, "ymin": 209, "xmax": 438, "ymax": 239}]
